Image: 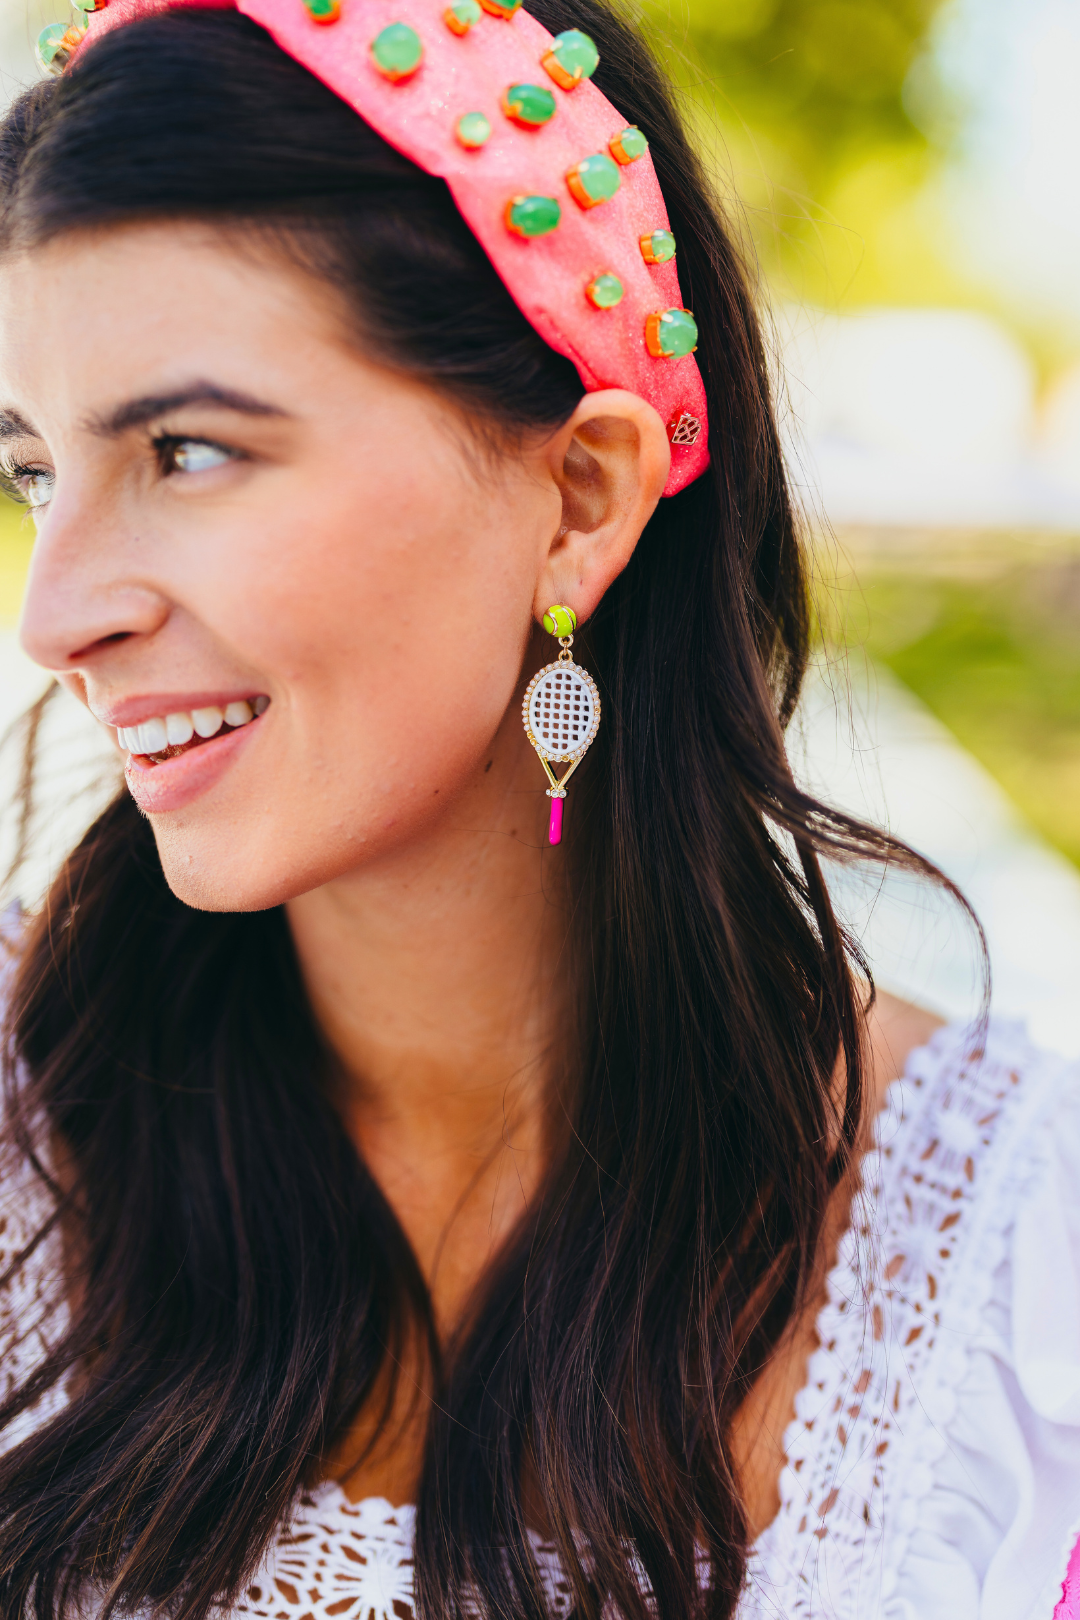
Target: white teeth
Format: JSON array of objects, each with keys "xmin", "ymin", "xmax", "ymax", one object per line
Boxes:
[
  {"xmin": 191, "ymin": 706, "xmax": 224, "ymax": 739},
  {"xmin": 165, "ymin": 711, "xmax": 195, "ymax": 746},
  {"xmin": 137, "ymin": 717, "xmax": 168, "ymax": 755},
  {"xmin": 116, "ymin": 697, "xmax": 268, "ymax": 753}
]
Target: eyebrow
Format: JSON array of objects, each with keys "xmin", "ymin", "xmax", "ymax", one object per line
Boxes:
[
  {"xmin": 83, "ymin": 382, "xmax": 291, "ymax": 438},
  {"xmin": 0, "ymin": 408, "xmax": 41, "ymax": 442}
]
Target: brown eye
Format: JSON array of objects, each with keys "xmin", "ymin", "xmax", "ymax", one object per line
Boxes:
[
  {"xmin": 167, "ymin": 439, "xmax": 232, "ymax": 473},
  {"xmin": 22, "ymin": 470, "xmax": 55, "ymax": 508}
]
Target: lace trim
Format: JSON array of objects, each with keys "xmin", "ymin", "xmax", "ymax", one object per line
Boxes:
[
  {"xmin": 740, "ymin": 1018, "xmax": 1061, "ymax": 1618},
  {"xmin": 234, "ymin": 1487, "xmax": 579, "ymax": 1620}
]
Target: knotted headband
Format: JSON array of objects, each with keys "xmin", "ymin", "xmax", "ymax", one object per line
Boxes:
[{"xmin": 43, "ymin": 0, "xmax": 710, "ymax": 495}]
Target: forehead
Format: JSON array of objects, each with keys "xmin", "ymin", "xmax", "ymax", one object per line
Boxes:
[{"xmin": 0, "ymin": 222, "xmax": 354, "ymax": 409}]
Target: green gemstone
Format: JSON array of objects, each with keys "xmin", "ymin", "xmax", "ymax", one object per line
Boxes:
[
  {"xmin": 303, "ymin": 0, "xmax": 341, "ymax": 20},
  {"xmin": 456, "ymin": 111, "xmax": 491, "ymax": 148},
  {"xmin": 656, "ymin": 308, "xmax": 698, "ymax": 357},
  {"xmin": 507, "ymin": 194, "xmax": 562, "ymax": 238},
  {"xmin": 503, "ymin": 82, "xmax": 557, "ymax": 126},
  {"xmin": 371, "ymin": 22, "xmax": 423, "ymax": 79},
  {"xmin": 446, "ymin": 0, "xmax": 481, "ymax": 25},
  {"xmin": 572, "ymin": 153, "xmax": 621, "ymax": 204},
  {"xmin": 587, "ymin": 273, "xmax": 624, "ymax": 309},
  {"xmin": 644, "ymin": 228, "xmax": 676, "ymax": 263},
  {"xmin": 613, "ymin": 125, "xmax": 648, "ymax": 162},
  {"xmin": 35, "ymin": 20, "xmax": 81, "ymax": 74},
  {"xmin": 548, "ymin": 29, "xmax": 599, "ymax": 82},
  {"xmin": 35, "ymin": 22, "xmax": 66, "ymax": 69}
]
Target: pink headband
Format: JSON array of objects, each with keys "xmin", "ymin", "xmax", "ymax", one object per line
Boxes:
[{"xmin": 51, "ymin": 0, "xmax": 710, "ymax": 495}]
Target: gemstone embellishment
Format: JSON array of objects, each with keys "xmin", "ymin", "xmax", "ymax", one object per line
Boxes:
[
  {"xmin": 444, "ymin": 0, "xmax": 481, "ymax": 31},
  {"xmin": 35, "ymin": 20, "xmax": 85, "ymax": 75},
  {"xmin": 585, "ymin": 273, "xmax": 624, "ymax": 309},
  {"xmin": 456, "ymin": 111, "xmax": 492, "ymax": 148},
  {"xmin": 479, "ymin": 0, "xmax": 523, "ymax": 16},
  {"xmin": 566, "ymin": 152, "xmax": 621, "ymax": 209},
  {"xmin": 505, "ymin": 195, "xmax": 562, "ymax": 238},
  {"xmin": 640, "ymin": 229, "xmax": 676, "ymax": 264},
  {"xmin": 645, "ymin": 308, "xmax": 699, "ymax": 359},
  {"xmin": 370, "ymin": 22, "xmax": 423, "ymax": 80},
  {"xmin": 501, "ymin": 82, "xmax": 557, "ymax": 127},
  {"xmin": 667, "ymin": 411, "xmax": 703, "ymax": 445},
  {"xmin": 609, "ymin": 125, "xmax": 648, "ymax": 164},
  {"xmin": 541, "ymin": 28, "xmax": 599, "ymax": 90},
  {"xmin": 302, "ymin": 0, "xmax": 341, "ymax": 23}
]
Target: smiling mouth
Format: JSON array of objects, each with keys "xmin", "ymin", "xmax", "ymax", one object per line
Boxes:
[{"xmin": 118, "ymin": 695, "xmax": 270, "ymax": 765}]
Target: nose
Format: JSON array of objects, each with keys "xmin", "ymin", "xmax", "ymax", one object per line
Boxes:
[{"xmin": 18, "ymin": 495, "xmax": 169, "ymax": 672}]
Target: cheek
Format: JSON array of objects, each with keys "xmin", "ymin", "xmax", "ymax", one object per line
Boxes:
[{"xmin": 150, "ymin": 441, "xmax": 542, "ymax": 908}]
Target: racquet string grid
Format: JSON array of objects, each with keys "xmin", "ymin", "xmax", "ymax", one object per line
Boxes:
[{"xmin": 531, "ymin": 668, "xmax": 593, "ymax": 757}]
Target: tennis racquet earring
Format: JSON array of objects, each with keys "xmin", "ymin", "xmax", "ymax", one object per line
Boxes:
[{"xmin": 522, "ymin": 605, "xmax": 602, "ymax": 846}]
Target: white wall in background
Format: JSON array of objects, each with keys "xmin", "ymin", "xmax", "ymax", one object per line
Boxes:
[
  {"xmin": 796, "ymin": 659, "xmax": 1080, "ymax": 1057},
  {"xmin": 780, "ymin": 306, "xmax": 1080, "ymax": 529},
  {"xmin": 920, "ymin": 0, "xmax": 1080, "ymax": 334}
]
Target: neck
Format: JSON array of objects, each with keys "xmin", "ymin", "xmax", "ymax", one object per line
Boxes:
[{"xmin": 286, "ymin": 703, "xmax": 569, "ymax": 1326}]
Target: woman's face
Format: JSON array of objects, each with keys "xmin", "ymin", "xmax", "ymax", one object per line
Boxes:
[{"xmin": 0, "ymin": 223, "xmax": 666, "ymax": 910}]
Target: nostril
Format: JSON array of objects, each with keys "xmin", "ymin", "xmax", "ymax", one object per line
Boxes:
[{"xmin": 69, "ymin": 630, "xmax": 135, "ymax": 660}]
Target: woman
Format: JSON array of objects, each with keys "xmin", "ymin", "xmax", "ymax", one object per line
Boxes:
[{"xmin": 0, "ymin": 1, "xmax": 1076, "ymax": 1615}]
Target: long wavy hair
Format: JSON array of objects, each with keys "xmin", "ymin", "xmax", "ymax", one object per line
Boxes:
[{"xmin": 0, "ymin": 10, "xmax": 944, "ymax": 1619}]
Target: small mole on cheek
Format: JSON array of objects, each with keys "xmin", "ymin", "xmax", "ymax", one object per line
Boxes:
[{"xmin": 484, "ymin": 759, "xmax": 493, "ymax": 772}]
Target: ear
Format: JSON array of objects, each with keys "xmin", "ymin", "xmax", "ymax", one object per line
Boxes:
[{"xmin": 532, "ymin": 389, "xmax": 670, "ymax": 626}]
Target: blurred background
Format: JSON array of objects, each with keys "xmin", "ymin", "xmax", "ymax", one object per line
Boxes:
[{"xmin": 2, "ymin": 0, "xmax": 1080, "ymax": 1048}]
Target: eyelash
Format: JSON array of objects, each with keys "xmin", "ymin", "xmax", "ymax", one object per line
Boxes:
[
  {"xmin": 0, "ymin": 436, "xmax": 239, "ymax": 509},
  {"xmin": 0, "ymin": 462, "xmax": 50, "ymax": 507}
]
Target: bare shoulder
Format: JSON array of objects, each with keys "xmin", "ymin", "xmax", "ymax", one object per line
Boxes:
[{"xmin": 864, "ymin": 989, "xmax": 944, "ymax": 1117}]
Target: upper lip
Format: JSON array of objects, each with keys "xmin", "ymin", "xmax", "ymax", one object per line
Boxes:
[{"xmin": 90, "ymin": 692, "xmax": 268, "ymax": 729}]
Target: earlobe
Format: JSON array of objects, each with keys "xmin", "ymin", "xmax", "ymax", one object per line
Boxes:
[{"xmin": 535, "ymin": 389, "xmax": 669, "ymax": 628}]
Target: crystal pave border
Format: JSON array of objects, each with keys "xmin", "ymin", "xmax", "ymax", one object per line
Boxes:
[{"xmin": 521, "ymin": 659, "xmax": 601, "ymax": 763}]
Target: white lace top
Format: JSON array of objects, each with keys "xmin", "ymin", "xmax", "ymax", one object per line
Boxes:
[{"xmin": 2, "ymin": 1019, "xmax": 1079, "ymax": 1618}]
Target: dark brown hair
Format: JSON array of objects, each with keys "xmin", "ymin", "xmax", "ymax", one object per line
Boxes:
[{"xmin": 0, "ymin": 9, "xmax": 944, "ymax": 1619}]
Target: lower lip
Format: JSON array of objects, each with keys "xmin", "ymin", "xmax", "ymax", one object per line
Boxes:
[{"xmin": 124, "ymin": 719, "xmax": 261, "ymax": 814}]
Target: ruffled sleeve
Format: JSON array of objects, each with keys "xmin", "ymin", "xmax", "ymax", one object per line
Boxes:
[
  {"xmin": 886, "ymin": 1031, "xmax": 1080, "ymax": 1620},
  {"xmin": 741, "ymin": 1021, "xmax": 1080, "ymax": 1620}
]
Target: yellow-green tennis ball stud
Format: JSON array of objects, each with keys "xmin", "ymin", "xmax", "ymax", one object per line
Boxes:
[{"xmin": 543, "ymin": 604, "xmax": 578, "ymax": 637}]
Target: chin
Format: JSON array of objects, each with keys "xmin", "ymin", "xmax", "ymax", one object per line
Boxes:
[{"xmin": 150, "ymin": 822, "xmax": 327, "ymax": 913}]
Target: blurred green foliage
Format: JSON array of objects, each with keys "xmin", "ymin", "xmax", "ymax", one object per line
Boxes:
[
  {"xmin": 670, "ymin": 0, "xmax": 938, "ymax": 187},
  {"xmin": 641, "ymin": 0, "xmax": 965, "ymax": 307},
  {"xmin": 826, "ymin": 543, "xmax": 1080, "ymax": 869}
]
